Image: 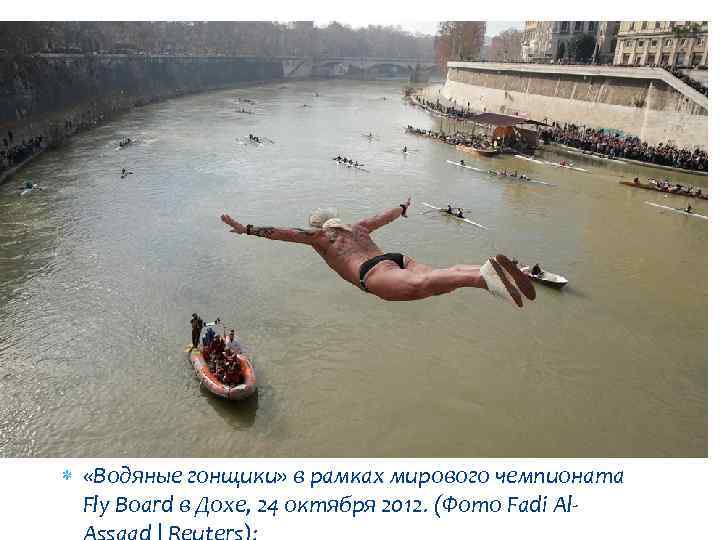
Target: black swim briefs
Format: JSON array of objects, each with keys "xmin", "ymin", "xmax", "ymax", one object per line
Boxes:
[{"xmin": 358, "ymin": 253, "xmax": 405, "ymax": 292}]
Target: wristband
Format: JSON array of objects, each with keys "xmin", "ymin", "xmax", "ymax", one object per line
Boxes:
[{"xmin": 400, "ymin": 204, "xmax": 408, "ymax": 217}]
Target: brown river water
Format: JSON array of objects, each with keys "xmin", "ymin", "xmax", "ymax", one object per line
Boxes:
[{"xmin": 0, "ymin": 80, "xmax": 707, "ymax": 457}]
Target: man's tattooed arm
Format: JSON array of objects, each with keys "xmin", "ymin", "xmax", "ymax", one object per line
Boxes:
[
  {"xmin": 221, "ymin": 214, "xmax": 320, "ymax": 245},
  {"xmin": 246, "ymin": 226, "xmax": 320, "ymax": 245}
]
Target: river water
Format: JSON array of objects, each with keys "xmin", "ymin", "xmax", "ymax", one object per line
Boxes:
[{"xmin": 0, "ymin": 80, "xmax": 707, "ymax": 457}]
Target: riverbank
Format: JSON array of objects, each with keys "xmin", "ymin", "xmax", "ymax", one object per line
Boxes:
[
  {"xmin": 0, "ymin": 54, "xmax": 287, "ymax": 184},
  {"xmin": 541, "ymin": 143, "xmax": 709, "ymax": 178},
  {"xmin": 441, "ymin": 62, "xmax": 708, "ymax": 151}
]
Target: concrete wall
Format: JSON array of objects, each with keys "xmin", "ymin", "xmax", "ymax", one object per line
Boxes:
[{"xmin": 442, "ymin": 63, "xmax": 707, "ymax": 150}]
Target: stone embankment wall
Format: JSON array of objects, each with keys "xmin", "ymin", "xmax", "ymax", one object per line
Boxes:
[
  {"xmin": 0, "ymin": 55, "xmax": 283, "ymax": 181},
  {"xmin": 442, "ymin": 63, "xmax": 707, "ymax": 150}
]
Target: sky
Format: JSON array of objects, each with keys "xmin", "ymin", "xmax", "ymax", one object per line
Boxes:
[{"xmin": 315, "ymin": 21, "xmax": 523, "ymax": 38}]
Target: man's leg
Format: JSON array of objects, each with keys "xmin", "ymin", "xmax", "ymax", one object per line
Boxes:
[
  {"xmin": 403, "ymin": 255, "xmax": 535, "ymax": 301},
  {"xmin": 366, "ymin": 266, "xmax": 488, "ymax": 301}
]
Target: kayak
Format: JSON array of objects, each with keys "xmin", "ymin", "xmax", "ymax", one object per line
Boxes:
[
  {"xmin": 188, "ymin": 347, "xmax": 257, "ymax": 400},
  {"xmin": 520, "ymin": 266, "xmax": 568, "ymax": 289},
  {"xmin": 421, "ymin": 202, "xmax": 488, "ymax": 230},
  {"xmin": 645, "ymin": 201, "xmax": 708, "ymax": 220}
]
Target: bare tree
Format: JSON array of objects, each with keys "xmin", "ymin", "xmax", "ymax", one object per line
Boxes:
[
  {"xmin": 435, "ymin": 21, "xmax": 487, "ymax": 71},
  {"xmin": 486, "ymin": 29, "xmax": 523, "ymax": 62}
]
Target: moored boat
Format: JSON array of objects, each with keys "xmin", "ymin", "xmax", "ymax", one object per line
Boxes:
[
  {"xmin": 520, "ymin": 266, "xmax": 568, "ymax": 289},
  {"xmin": 619, "ymin": 180, "xmax": 707, "ymax": 200},
  {"xmin": 456, "ymin": 144, "xmax": 500, "ymax": 157},
  {"xmin": 188, "ymin": 347, "xmax": 257, "ymax": 401}
]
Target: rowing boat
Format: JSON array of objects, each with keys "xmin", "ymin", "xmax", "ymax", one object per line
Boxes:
[
  {"xmin": 520, "ymin": 266, "xmax": 568, "ymax": 289},
  {"xmin": 446, "ymin": 160, "xmax": 485, "ymax": 173},
  {"xmin": 446, "ymin": 160, "xmax": 554, "ymax": 186},
  {"xmin": 485, "ymin": 170, "xmax": 554, "ymax": 186},
  {"xmin": 514, "ymin": 154, "xmax": 588, "ymax": 172},
  {"xmin": 334, "ymin": 160, "xmax": 369, "ymax": 172},
  {"xmin": 619, "ymin": 181, "xmax": 708, "ymax": 200},
  {"xmin": 644, "ymin": 201, "xmax": 708, "ymax": 220},
  {"xmin": 421, "ymin": 202, "xmax": 487, "ymax": 230}
]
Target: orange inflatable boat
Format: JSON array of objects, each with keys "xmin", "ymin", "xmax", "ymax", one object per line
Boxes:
[{"xmin": 188, "ymin": 347, "xmax": 257, "ymax": 401}]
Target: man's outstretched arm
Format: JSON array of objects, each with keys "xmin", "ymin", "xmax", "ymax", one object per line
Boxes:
[
  {"xmin": 356, "ymin": 197, "xmax": 411, "ymax": 232},
  {"xmin": 221, "ymin": 214, "xmax": 320, "ymax": 245}
]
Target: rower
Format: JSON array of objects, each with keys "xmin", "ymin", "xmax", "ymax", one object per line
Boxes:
[
  {"xmin": 633, "ymin": 176, "xmax": 640, "ymax": 184},
  {"xmin": 403, "ymin": 146, "xmax": 408, "ymax": 153},
  {"xmin": 460, "ymin": 159, "xmax": 465, "ymax": 166},
  {"xmin": 456, "ymin": 209, "xmax": 465, "ymax": 219},
  {"xmin": 445, "ymin": 204, "xmax": 453, "ymax": 214},
  {"xmin": 685, "ymin": 205, "xmax": 693, "ymax": 214},
  {"xmin": 531, "ymin": 263, "xmax": 543, "ymax": 277}
]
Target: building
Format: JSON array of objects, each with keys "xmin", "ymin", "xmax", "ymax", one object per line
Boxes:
[
  {"xmin": 593, "ymin": 22, "xmax": 620, "ymax": 64},
  {"xmin": 613, "ymin": 21, "xmax": 707, "ymax": 68},
  {"xmin": 521, "ymin": 21, "xmax": 599, "ymax": 63}
]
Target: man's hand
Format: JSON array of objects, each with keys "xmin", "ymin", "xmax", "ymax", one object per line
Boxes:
[
  {"xmin": 221, "ymin": 214, "xmax": 246, "ymax": 235},
  {"xmin": 400, "ymin": 196, "xmax": 411, "ymax": 217}
]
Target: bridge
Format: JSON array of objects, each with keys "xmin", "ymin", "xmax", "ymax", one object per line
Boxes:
[
  {"xmin": 281, "ymin": 57, "xmax": 438, "ymax": 81},
  {"xmin": 27, "ymin": 52, "xmax": 438, "ymax": 82}
]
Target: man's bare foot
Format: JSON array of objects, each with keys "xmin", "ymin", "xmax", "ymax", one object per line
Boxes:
[
  {"xmin": 495, "ymin": 254, "xmax": 536, "ymax": 301},
  {"xmin": 489, "ymin": 258, "xmax": 523, "ymax": 308}
]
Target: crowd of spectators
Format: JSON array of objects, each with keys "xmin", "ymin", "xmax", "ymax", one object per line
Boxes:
[
  {"xmin": 410, "ymin": 95, "xmax": 475, "ymax": 119},
  {"xmin": 0, "ymin": 131, "xmax": 45, "ymax": 176},
  {"xmin": 663, "ymin": 65, "xmax": 708, "ymax": 97},
  {"xmin": 540, "ymin": 123, "xmax": 707, "ymax": 172}
]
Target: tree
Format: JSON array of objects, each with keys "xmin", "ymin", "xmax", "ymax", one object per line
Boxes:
[
  {"xmin": 435, "ymin": 21, "xmax": 487, "ymax": 71},
  {"xmin": 568, "ymin": 34, "xmax": 596, "ymax": 62},
  {"xmin": 486, "ymin": 29, "xmax": 523, "ymax": 62}
]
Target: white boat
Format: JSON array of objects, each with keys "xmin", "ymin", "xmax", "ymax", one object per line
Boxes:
[
  {"xmin": 547, "ymin": 160, "xmax": 588, "ymax": 172},
  {"xmin": 447, "ymin": 160, "xmax": 554, "ymax": 186},
  {"xmin": 514, "ymin": 154, "xmax": 588, "ymax": 172},
  {"xmin": 645, "ymin": 201, "xmax": 708, "ymax": 220},
  {"xmin": 421, "ymin": 202, "xmax": 487, "ymax": 230},
  {"xmin": 334, "ymin": 160, "xmax": 369, "ymax": 172},
  {"xmin": 514, "ymin": 154, "xmax": 545, "ymax": 165},
  {"xmin": 520, "ymin": 266, "xmax": 568, "ymax": 289},
  {"xmin": 446, "ymin": 160, "xmax": 485, "ymax": 173}
]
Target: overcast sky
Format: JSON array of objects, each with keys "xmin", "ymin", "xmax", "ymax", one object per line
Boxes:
[{"xmin": 315, "ymin": 21, "xmax": 523, "ymax": 38}]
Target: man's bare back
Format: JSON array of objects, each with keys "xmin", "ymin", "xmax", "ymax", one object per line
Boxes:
[{"xmin": 220, "ymin": 198, "xmax": 535, "ymax": 306}]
